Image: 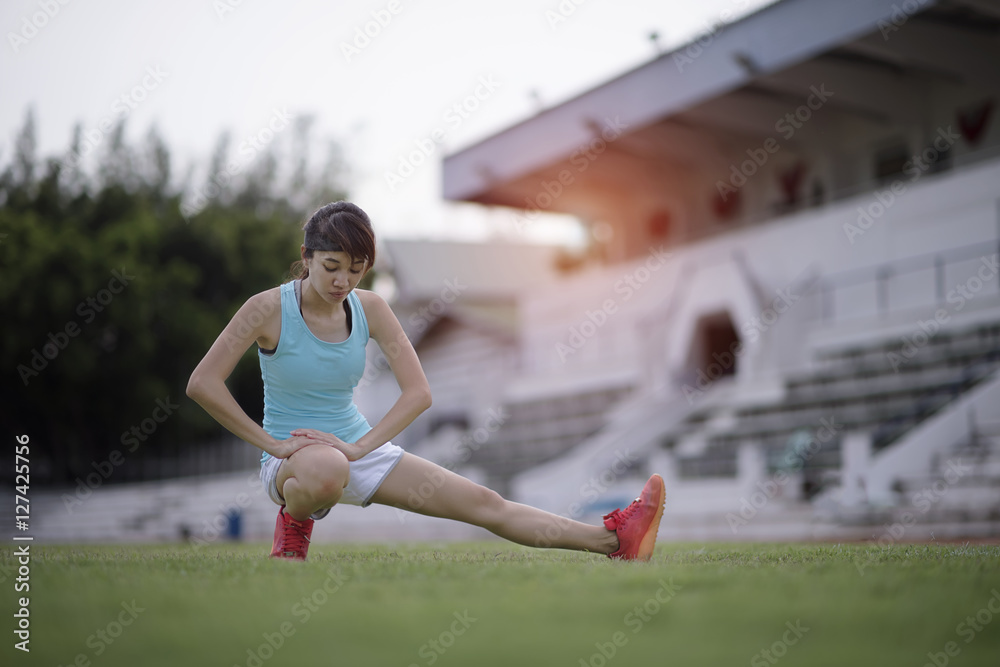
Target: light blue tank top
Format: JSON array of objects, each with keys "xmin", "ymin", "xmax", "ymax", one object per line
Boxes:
[{"xmin": 258, "ymin": 281, "xmax": 372, "ymax": 463}]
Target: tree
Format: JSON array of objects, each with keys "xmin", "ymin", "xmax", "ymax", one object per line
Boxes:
[{"xmin": 1, "ymin": 108, "xmax": 351, "ymax": 485}]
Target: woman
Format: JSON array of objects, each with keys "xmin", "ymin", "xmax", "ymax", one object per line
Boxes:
[{"xmin": 186, "ymin": 201, "xmax": 664, "ymax": 561}]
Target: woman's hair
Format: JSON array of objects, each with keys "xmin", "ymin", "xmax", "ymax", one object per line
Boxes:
[{"xmin": 290, "ymin": 201, "xmax": 376, "ymax": 280}]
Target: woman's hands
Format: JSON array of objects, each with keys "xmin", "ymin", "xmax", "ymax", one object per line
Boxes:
[
  {"xmin": 288, "ymin": 428, "xmax": 367, "ymax": 461},
  {"xmin": 268, "ymin": 434, "xmax": 320, "ymax": 460}
]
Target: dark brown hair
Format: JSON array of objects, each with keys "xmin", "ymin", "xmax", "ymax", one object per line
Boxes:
[{"xmin": 289, "ymin": 201, "xmax": 376, "ymax": 280}]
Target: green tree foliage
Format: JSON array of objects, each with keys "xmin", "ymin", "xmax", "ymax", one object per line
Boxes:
[{"xmin": 1, "ymin": 108, "xmax": 353, "ymax": 485}]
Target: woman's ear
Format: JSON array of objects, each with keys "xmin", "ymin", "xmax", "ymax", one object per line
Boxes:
[{"xmin": 300, "ymin": 245, "xmax": 309, "ymax": 263}]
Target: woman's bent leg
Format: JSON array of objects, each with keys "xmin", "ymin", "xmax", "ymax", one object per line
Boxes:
[{"xmin": 276, "ymin": 445, "xmax": 350, "ymax": 521}]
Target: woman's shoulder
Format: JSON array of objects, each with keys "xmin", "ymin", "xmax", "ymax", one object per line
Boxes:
[
  {"xmin": 355, "ymin": 288, "xmax": 396, "ymax": 314},
  {"xmin": 244, "ymin": 286, "xmax": 284, "ymax": 350},
  {"xmin": 354, "ymin": 289, "xmax": 395, "ymax": 329},
  {"xmin": 237, "ymin": 286, "xmax": 284, "ymax": 331},
  {"xmin": 246, "ymin": 285, "xmax": 283, "ymax": 312},
  {"xmin": 354, "ymin": 288, "xmax": 384, "ymax": 308}
]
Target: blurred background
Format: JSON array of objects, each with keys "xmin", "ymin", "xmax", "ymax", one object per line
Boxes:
[{"xmin": 3, "ymin": 0, "xmax": 999, "ymax": 546}]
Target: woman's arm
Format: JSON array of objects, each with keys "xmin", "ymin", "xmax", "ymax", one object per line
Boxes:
[
  {"xmin": 186, "ymin": 289, "xmax": 313, "ymax": 459},
  {"xmin": 356, "ymin": 290, "xmax": 432, "ymax": 453},
  {"xmin": 295, "ymin": 289, "xmax": 431, "ymax": 460}
]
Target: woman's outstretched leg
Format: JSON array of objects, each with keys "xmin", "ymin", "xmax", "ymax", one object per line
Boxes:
[{"xmin": 369, "ymin": 453, "xmax": 662, "ymax": 558}]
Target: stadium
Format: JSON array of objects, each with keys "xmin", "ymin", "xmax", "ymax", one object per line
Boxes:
[
  {"xmin": 3, "ymin": 0, "xmax": 1000, "ymax": 665},
  {"xmin": 433, "ymin": 0, "xmax": 1000, "ymax": 542}
]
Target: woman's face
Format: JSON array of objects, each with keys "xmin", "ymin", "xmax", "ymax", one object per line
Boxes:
[{"xmin": 303, "ymin": 248, "xmax": 367, "ymax": 303}]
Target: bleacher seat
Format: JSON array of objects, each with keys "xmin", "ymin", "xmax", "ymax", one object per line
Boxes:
[{"xmin": 667, "ymin": 322, "xmax": 1000, "ymax": 484}]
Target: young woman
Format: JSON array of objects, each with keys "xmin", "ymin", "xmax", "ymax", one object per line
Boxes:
[{"xmin": 186, "ymin": 201, "xmax": 664, "ymax": 561}]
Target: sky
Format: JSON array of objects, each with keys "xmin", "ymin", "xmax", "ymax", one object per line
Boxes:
[{"xmin": 1, "ymin": 0, "xmax": 776, "ymax": 244}]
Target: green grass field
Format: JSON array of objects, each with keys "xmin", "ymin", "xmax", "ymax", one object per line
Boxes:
[{"xmin": 3, "ymin": 542, "xmax": 1000, "ymax": 666}]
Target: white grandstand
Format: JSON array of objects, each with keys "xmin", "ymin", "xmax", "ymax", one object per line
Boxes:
[{"xmin": 427, "ymin": 0, "xmax": 1000, "ymax": 540}]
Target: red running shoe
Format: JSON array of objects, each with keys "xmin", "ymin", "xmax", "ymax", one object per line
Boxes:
[
  {"xmin": 603, "ymin": 474, "xmax": 665, "ymax": 561},
  {"xmin": 269, "ymin": 507, "xmax": 313, "ymax": 561}
]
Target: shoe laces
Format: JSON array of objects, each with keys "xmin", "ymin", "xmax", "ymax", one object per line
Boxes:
[
  {"xmin": 282, "ymin": 518, "xmax": 311, "ymax": 555},
  {"xmin": 604, "ymin": 496, "xmax": 641, "ymax": 527}
]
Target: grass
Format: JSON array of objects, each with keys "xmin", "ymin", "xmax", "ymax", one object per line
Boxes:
[{"xmin": 3, "ymin": 541, "xmax": 1000, "ymax": 666}]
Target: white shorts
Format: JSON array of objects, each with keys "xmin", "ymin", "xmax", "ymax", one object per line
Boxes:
[{"xmin": 259, "ymin": 442, "xmax": 406, "ymax": 519}]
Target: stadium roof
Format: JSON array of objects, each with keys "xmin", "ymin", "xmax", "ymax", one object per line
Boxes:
[
  {"xmin": 383, "ymin": 238, "xmax": 563, "ymax": 301},
  {"xmin": 442, "ymin": 0, "xmax": 1000, "ymax": 209},
  {"xmin": 382, "ymin": 239, "xmax": 558, "ymax": 341}
]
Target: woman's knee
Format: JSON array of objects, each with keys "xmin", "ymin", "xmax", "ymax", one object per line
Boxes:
[
  {"xmin": 469, "ymin": 484, "xmax": 507, "ymax": 526},
  {"xmin": 285, "ymin": 445, "xmax": 350, "ymax": 500}
]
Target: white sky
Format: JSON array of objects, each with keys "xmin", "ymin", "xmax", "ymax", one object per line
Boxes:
[{"xmin": 1, "ymin": 0, "xmax": 776, "ymax": 243}]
